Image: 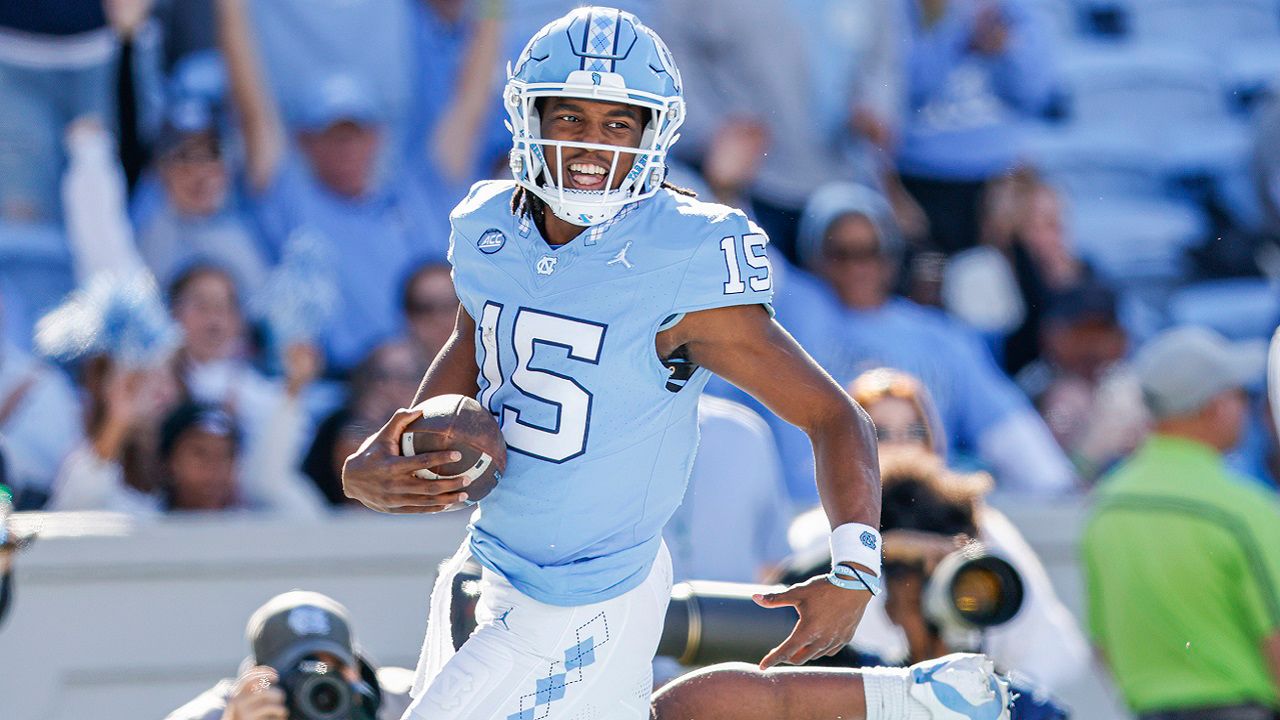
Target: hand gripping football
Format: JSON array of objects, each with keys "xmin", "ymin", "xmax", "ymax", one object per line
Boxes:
[{"xmin": 400, "ymin": 394, "xmax": 507, "ymax": 503}]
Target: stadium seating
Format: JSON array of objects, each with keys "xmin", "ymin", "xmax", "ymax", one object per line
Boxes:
[
  {"xmin": 1025, "ymin": 125, "xmax": 1171, "ymax": 201},
  {"xmin": 1027, "ymin": 0, "xmax": 1084, "ymax": 41},
  {"xmin": 1123, "ymin": 0, "xmax": 1280, "ymax": 49},
  {"xmin": 1221, "ymin": 40, "xmax": 1280, "ymax": 113},
  {"xmin": 0, "ymin": 222, "xmax": 75, "ymax": 347},
  {"xmin": 1057, "ymin": 46, "xmax": 1227, "ymax": 129},
  {"xmin": 1066, "ymin": 197, "xmax": 1207, "ymax": 280},
  {"xmin": 1168, "ymin": 277, "xmax": 1280, "ymax": 340}
]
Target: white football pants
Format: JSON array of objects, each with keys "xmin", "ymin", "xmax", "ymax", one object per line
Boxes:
[{"xmin": 403, "ymin": 542, "xmax": 673, "ymax": 720}]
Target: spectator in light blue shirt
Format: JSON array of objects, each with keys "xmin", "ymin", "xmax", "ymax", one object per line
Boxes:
[
  {"xmin": 135, "ymin": 96, "xmax": 269, "ymax": 297},
  {"xmin": 0, "ymin": 0, "xmax": 126, "ymax": 222},
  {"xmin": 246, "ymin": 0, "xmax": 412, "ymax": 151},
  {"xmin": 657, "ymin": 0, "xmax": 914, "ymax": 260},
  {"xmin": 774, "ymin": 182, "xmax": 1076, "ymax": 498},
  {"xmin": 899, "ymin": 0, "xmax": 1055, "ymax": 254},
  {"xmin": 219, "ymin": 0, "xmax": 450, "ymax": 372},
  {"xmin": 404, "ymin": 0, "xmax": 508, "ymax": 204}
]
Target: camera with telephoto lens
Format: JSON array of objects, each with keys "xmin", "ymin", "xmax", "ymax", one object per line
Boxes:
[
  {"xmin": 278, "ymin": 659, "xmax": 377, "ymax": 720},
  {"xmin": 894, "ymin": 541, "xmax": 1024, "ymax": 652},
  {"xmin": 447, "ymin": 546, "xmax": 1023, "ymax": 666}
]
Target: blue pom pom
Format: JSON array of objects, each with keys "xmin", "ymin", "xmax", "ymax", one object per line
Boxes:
[{"xmin": 35, "ymin": 271, "xmax": 182, "ymax": 367}]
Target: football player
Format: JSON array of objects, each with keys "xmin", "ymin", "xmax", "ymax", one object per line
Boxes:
[{"xmin": 344, "ymin": 7, "xmax": 884, "ymax": 719}]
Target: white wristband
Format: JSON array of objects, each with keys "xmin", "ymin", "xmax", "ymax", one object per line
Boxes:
[{"xmin": 830, "ymin": 523, "xmax": 882, "ymax": 577}]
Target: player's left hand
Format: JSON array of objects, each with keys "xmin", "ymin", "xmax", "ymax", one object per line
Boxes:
[{"xmin": 752, "ymin": 574, "xmax": 872, "ymax": 669}]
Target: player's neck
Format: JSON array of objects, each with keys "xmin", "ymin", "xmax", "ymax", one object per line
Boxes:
[{"xmin": 536, "ymin": 206, "xmax": 587, "ymax": 247}]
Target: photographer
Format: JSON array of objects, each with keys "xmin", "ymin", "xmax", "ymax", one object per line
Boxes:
[
  {"xmin": 650, "ymin": 448, "xmax": 1067, "ymax": 719},
  {"xmin": 788, "ymin": 368, "xmax": 1089, "ymax": 693},
  {"xmin": 164, "ymin": 591, "xmax": 413, "ymax": 720}
]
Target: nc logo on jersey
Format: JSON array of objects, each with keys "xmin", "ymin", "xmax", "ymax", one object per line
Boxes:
[
  {"xmin": 536, "ymin": 255, "xmax": 558, "ymax": 275},
  {"xmin": 478, "ymin": 229, "xmax": 506, "ymax": 254}
]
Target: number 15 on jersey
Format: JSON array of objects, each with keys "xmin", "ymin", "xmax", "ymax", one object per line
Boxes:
[
  {"xmin": 720, "ymin": 233, "xmax": 771, "ymax": 295},
  {"xmin": 477, "ymin": 303, "xmax": 607, "ymax": 463}
]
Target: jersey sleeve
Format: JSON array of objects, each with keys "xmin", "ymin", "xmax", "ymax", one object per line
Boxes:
[
  {"xmin": 444, "ymin": 180, "xmax": 509, "ymax": 322},
  {"xmin": 444, "ymin": 221, "xmax": 480, "ymax": 322},
  {"xmin": 669, "ymin": 212, "xmax": 775, "ymax": 318}
]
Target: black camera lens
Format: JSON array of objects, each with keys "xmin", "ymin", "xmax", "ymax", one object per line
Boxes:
[
  {"xmin": 311, "ymin": 679, "xmax": 342, "ymax": 713},
  {"xmin": 286, "ymin": 663, "xmax": 353, "ymax": 720},
  {"xmin": 947, "ymin": 555, "xmax": 1024, "ymax": 627}
]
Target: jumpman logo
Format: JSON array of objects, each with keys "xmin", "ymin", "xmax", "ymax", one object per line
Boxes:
[
  {"xmin": 607, "ymin": 241, "xmax": 634, "ymax": 269},
  {"xmin": 495, "ymin": 607, "xmax": 513, "ymax": 631}
]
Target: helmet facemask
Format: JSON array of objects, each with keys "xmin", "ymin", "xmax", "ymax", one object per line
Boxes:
[{"xmin": 505, "ymin": 70, "xmax": 685, "ymax": 227}]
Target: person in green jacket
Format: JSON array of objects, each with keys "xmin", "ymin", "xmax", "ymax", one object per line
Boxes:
[{"xmin": 1083, "ymin": 326, "xmax": 1280, "ymax": 720}]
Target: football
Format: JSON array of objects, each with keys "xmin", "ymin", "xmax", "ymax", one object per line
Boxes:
[{"xmin": 400, "ymin": 394, "xmax": 507, "ymax": 503}]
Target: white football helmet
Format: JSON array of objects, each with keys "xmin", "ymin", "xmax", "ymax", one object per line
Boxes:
[{"xmin": 504, "ymin": 7, "xmax": 685, "ymax": 227}]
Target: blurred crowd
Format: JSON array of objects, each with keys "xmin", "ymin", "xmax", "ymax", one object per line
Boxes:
[
  {"xmin": 0, "ymin": 0, "xmax": 1274, "ymax": 510},
  {"xmin": 4, "ymin": 0, "xmax": 1280, "ymax": 716}
]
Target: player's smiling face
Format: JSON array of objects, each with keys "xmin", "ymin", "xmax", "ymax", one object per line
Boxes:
[{"xmin": 539, "ymin": 97, "xmax": 645, "ymax": 192}]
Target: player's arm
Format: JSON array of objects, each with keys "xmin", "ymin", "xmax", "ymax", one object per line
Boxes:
[
  {"xmin": 660, "ymin": 304, "xmax": 880, "ymax": 668},
  {"xmin": 412, "ymin": 305, "xmax": 482, "ymax": 404},
  {"xmin": 666, "ymin": 304, "xmax": 878, "ymax": 531},
  {"xmin": 650, "ymin": 663, "xmax": 866, "ymax": 720},
  {"xmin": 341, "ymin": 307, "xmax": 481, "ymax": 513}
]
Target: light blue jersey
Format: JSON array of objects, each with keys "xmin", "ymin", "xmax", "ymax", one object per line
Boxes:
[{"xmin": 448, "ymin": 180, "xmax": 773, "ymax": 605}]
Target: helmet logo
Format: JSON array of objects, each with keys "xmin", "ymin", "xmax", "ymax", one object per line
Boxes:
[{"xmin": 591, "ymin": 72, "xmax": 602, "ymax": 86}]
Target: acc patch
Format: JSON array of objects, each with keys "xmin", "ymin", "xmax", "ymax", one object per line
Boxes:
[{"xmin": 478, "ymin": 229, "xmax": 507, "ymax": 254}]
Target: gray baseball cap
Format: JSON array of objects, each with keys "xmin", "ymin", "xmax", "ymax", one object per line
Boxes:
[
  {"xmin": 246, "ymin": 591, "xmax": 357, "ymax": 671},
  {"xmin": 1133, "ymin": 326, "xmax": 1266, "ymax": 419}
]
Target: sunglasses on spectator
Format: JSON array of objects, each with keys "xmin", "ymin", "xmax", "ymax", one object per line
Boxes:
[
  {"xmin": 406, "ymin": 298, "xmax": 458, "ymax": 317},
  {"xmin": 875, "ymin": 423, "xmax": 930, "ymax": 444},
  {"xmin": 162, "ymin": 135, "xmax": 222, "ymax": 164}
]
